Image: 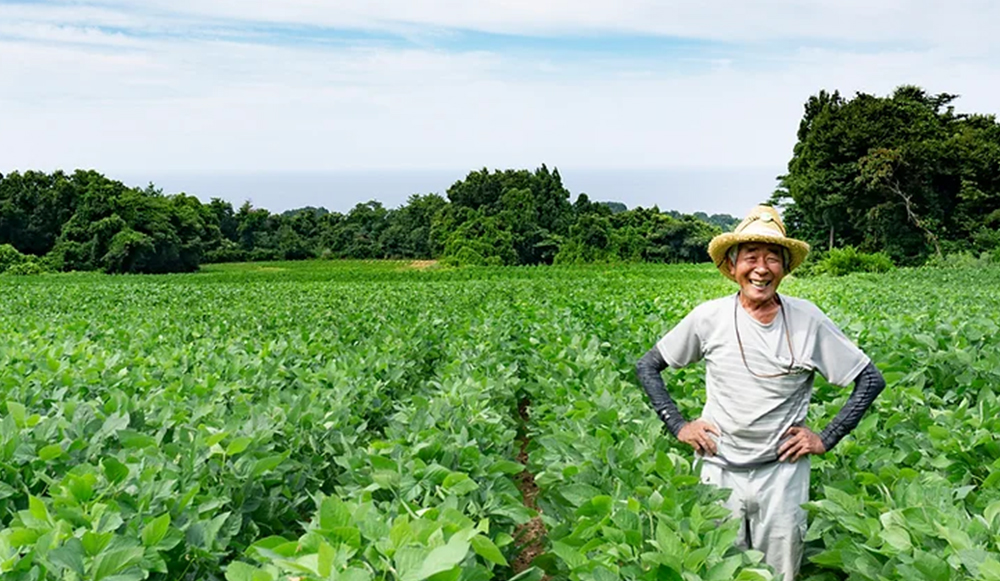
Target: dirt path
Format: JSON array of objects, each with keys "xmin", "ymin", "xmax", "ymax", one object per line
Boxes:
[{"xmin": 511, "ymin": 398, "xmax": 548, "ymax": 573}]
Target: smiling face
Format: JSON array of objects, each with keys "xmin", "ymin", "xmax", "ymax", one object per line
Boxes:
[{"xmin": 728, "ymin": 242, "xmax": 786, "ymax": 307}]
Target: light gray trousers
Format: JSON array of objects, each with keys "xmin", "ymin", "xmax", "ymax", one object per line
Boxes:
[{"xmin": 701, "ymin": 459, "xmax": 810, "ymax": 581}]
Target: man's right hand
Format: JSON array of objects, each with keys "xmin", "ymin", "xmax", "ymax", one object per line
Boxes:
[{"xmin": 677, "ymin": 419, "xmax": 721, "ymax": 456}]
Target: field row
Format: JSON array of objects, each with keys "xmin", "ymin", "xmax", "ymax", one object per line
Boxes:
[{"xmin": 0, "ymin": 264, "xmax": 999, "ymax": 581}]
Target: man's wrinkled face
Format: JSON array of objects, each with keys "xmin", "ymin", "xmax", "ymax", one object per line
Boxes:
[{"xmin": 728, "ymin": 243, "xmax": 786, "ymax": 305}]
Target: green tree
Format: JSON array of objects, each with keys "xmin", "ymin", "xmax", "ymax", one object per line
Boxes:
[
  {"xmin": 41, "ymin": 173, "xmax": 209, "ymax": 273},
  {"xmin": 235, "ymin": 201, "xmax": 275, "ymax": 254},
  {"xmin": 379, "ymin": 194, "xmax": 446, "ymax": 258},
  {"xmin": 644, "ymin": 215, "xmax": 717, "ymax": 263},
  {"xmin": 441, "ymin": 165, "xmax": 572, "ymax": 265},
  {"xmin": 776, "ymin": 85, "xmax": 1000, "ymax": 264},
  {"xmin": 102, "ymin": 228, "xmax": 156, "ymax": 273},
  {"xmin": 0, "ymin": 170, "xmax": 79, "ymax": 255},
  {"xmin": 554, "ymin": 214, "xmax": 616, "ymax": 264},
  {"xmin": 442, "ymin": 212, "xmax": 517, "ymax": 266}
]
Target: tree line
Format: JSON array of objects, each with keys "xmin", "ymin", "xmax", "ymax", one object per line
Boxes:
[
  {"xmin": 10, "ymin": 84, "xmax": 990, "ymax": 275},
  {"xmin": 0, "ymin": 166, "xmax": 738, "ymax": 273},
  {"xmin": 774, "ymin": 85, "xmax": 1000, "ymax": 265}
]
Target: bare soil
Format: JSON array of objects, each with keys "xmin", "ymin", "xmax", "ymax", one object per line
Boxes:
[{"xmin": 511, "ymin": 398, "xmax": 549, "ymax": 574}]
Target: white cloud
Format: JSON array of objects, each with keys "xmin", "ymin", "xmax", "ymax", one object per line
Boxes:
[
  {"xmin": 0, "ymin": 22, "xmax": 142, "ymax": 48},
  {"xmin": 1, "ymin": 1, "xmax": 998, "ymax": 177},
  {"xmin": 4, "ymin": 0, "xmax": 1000, "ymax": 47},
  {"xmin": 0, "ymin": 4, "xmax": 143, "ymax": 30}
]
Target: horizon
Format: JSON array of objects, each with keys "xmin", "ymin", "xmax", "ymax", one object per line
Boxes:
[{"xmin": 101, "ymin": 166, "xmax": 779, "ymax": 217}]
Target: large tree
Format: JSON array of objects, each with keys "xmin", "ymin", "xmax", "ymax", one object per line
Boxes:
[{"xmin": 774, "ymin": 86, "xmax": 1000, "ymax": 264}]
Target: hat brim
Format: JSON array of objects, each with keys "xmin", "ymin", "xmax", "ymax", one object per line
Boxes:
[{"xmin": 708, "ymin": 233, "xmax": 810, "ymax": 281}]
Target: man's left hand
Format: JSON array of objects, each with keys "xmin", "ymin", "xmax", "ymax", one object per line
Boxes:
[{"xmin": 778, "ymin": 426, "xmax": 826, "ymax": 462}]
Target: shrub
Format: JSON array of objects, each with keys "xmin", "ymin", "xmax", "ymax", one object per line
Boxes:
[
  {"xmin": 203, "ymin": 240, "xmax": 248, "ymax": 263},
  {"xmin": 38, "ymin": 252, "xmax": 63, "ymax": 272},
  {"xmin": 0, "ymin": 245, "xmax": 50, "ymax": 275},
  {"xmin": 924, "ymin": 250, "xmax": 1000, "ymax": 269},
  {"xmin": 0, "ymin": 244, "xmax": 29, "ymax": 273},
  {"xmin": 813, "ymin": 246, "xmax": 895, "ymax": 276},
  {"xmin": 972, "ymin": 226, "xmax": 1000, "ymax": 253},
  {"xmin": 47, "ymin": 240, "xmax": 93, "ymax": 272},
  {"xmin": 787, "ymin": 250, "xmax": 822, "ymax": 278},
  {"xmin": 5, "ymin": 261, "xmax": 45, "ymax": 275},
  {"xmin": 102, "ymin": 228, "xmax": 156, "ymax": 274},
  {"xmin": 249, "ymin": 248, "xmax": 282, "ymax": 262},
  {"xmin": 552, "ymin": 239, "xmax": 617, "ymax": 264},
  {"xmin": 441, "ymin": 246, "xmax": 497, "ymax": 267},
  {"xmin": 441, "ymin": 217, "xmax": 517, "ymax": 266}
]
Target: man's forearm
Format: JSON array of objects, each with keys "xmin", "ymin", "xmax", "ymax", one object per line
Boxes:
[
  {"xmin": 819, "ymin": 361, "xmax": 886, "ymax": 452},
  {"xmin": 635, "ymin": 347, "xmax": 688, "ymax": 437}
]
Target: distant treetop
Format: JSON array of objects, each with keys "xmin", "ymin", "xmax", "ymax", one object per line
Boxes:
[
  {"xmin": 281, "ymin": 206, "xmax": 330, "ymax": 218},
  {"xmin": 599, "ymin": 201, "xmax": 628, "ymax": 214}
]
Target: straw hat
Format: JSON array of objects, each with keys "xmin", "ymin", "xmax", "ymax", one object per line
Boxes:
[{"xmin": 708, "ymin": 205, "xmax": 810, "ymax": 281}]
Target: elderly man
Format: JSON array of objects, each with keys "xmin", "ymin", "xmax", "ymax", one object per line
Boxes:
[{"xmin": 635, "ymin": 205, "xmax": 886, "ymax": 580}]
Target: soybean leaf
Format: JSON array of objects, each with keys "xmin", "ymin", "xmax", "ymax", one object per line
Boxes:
[
  {"xmin": 92, "ymin": 546, "xmax": 144, "ymax": 581},
  {"xmin": 141, "ymin": 513, "xmax": 171, "ymax": 548},
  {"xmin": 470, "ymin": 534, "xmax": 507, "ymax": 566},
  {"xmin": 48, "ymin": 538, "xmax": 85, "ymax": 577}
]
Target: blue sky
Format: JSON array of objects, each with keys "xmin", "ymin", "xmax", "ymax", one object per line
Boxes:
[{"xmin": 2, "ymin": 0, "xmax": 999, "ymax": 214}]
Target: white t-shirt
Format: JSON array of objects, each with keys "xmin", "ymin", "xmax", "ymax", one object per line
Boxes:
[{"xmin": 656, "ymin": 293, "xmax": 869, "ymax": 468}]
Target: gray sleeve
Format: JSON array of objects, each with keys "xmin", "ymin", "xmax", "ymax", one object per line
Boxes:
[
  {"xmin": 818, "ymin": 361, "xmax": 886, "ymax": 452},
  {"xmin": 635, "ymin": 347, "xmax": 688, "ymax": 437}
]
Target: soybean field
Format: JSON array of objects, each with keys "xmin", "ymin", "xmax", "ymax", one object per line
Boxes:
[{"xmin": 1, "ymin": 261, "xmax": 999, "ymax": 581}]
